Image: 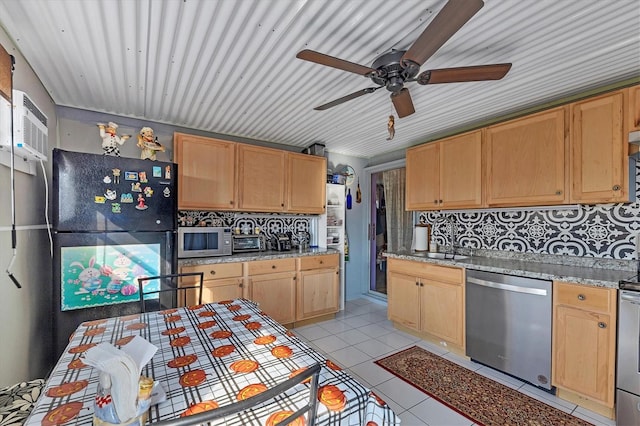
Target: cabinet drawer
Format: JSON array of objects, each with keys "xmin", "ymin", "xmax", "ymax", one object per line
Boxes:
[
  {"xmin": 388, "ymin": 259, "xmax": 463, "ymax": 284},
  {"xmin": 248, "ymin": 258, "xmax": 296, "ymax": 275},
  {"xmin": 182, "ymin": 263, "xmax": 243, "ymax": 281},
  {"xmin": 299, "ymin": 254, "xmax": 339, "ymax": 271},
  {"xmin": 554, "ymin": 281, "xmax": 614, "ymax": 313}
]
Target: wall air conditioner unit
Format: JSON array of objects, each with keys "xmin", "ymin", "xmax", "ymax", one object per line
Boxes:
[{"xmin": 0, "ymin": 90, "xmax": 48, "ymax": 162}]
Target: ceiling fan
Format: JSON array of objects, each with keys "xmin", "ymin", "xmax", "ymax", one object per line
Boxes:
[{"xmin": 296, "ymin": 0, "xmax": 511, "ymax": 118}]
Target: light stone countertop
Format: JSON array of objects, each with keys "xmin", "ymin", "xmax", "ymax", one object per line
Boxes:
[
  {"xmin": 178, "ymin": 247, "xmax": 339, "ymax": 267},
  {"xmin": 384, "ymin": 251, "xmax": 637, "ymax": 289}
]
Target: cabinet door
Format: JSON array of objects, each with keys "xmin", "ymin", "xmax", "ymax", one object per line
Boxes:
[
  {"xmin": 420, "ymin": 280, "xmax": 464, "ymax": 347},
  {"xmin": 570, "ymin": 91, "xmax": 626, "ymax": 203},
  {"xmin": 406, "ymin": 143, "xmax": 439, "ymax": 210},
  {"xmin": 201, "ymin": 278, "xmax": 244, "ymax": 304},
  {"xmin": 439, "ymin": 131, "xmax": 483, "ymax": 209},
  {"xmin": 628, "ymin": 85, "xmax": 640, "ymax": 133},
  {"xmin": 287, "ymin": 153, "xmax": 326, "ymax": 213},
  {"xmin": 387, "ymin": 271, "xmax": 421, "ymax": 330},
  {"xmin": 250, "ymin": 272, "xmax": 296, "ymax": 324},
  {"xmin": 552, "ymin": 306, "xmax": 615, "ymax": 406},
  {"xmin": 296, "ymin": 268, "xmax": 339, "ymax": 321},
  {"xmin": 174, "ymin": 133, "xmax": 236, "ymax": 210},
  {"xmin": 485, "ymin": 107, "xmax": 566, "ymax": 206},
  {"xmin": 238, "ymin": 145, "xmax": 286, "ymax": 212}
]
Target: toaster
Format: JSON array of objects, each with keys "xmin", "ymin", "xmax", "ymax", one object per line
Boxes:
[{"xmin": 270, "ymin": 233, "xmax": 291, "ymax": 251}]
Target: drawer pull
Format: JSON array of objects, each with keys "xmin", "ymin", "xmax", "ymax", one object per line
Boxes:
[
  {"xmin": 319, "ymin": 260, "xmax": 323, "ymax": 264},
  {"xmin": 577, "ymin": 294, "xmax": 585, "ymax": 301},
  {"xmin": 210, "ymin": 270, "xmax": 216, "ymax": 275},
  {"xmin": 598, "ymin": 322, "xmax": 607, "ymax": 329},
  {"xmin": 612, "ymin": 184, "xmax": 621, "ymax": 191}
]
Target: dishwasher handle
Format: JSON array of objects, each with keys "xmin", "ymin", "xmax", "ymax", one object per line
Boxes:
[{"xmin": 467, "ymin": 276, "xmax": 548, "ymax": 296}]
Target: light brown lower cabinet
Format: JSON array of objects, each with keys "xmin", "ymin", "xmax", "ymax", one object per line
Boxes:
[
  {"xmin": 296, "ymin": 254, "xmax": 340, "ymax": 321},
  {"xmin": 552, "ymin": 281, "xmax": 617, "ymax": 410},
  {"xmin": 248, "ymin": 258, "xmax": 297, "ymax": 325},
  {"xmin": 180, "ymin": 262, "xmax": 245, "ymax": 305},
  {"xmin": 387, "ymin": 258, "xmax": 465, "ymax": 349}
]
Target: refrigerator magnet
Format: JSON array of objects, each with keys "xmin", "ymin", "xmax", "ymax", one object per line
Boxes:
[
  {"xmin": 120, "ymin": 193, "xmax": 133, "ymax": 203},
  {"xmin": 139, "ymin": 171, "xmax": 148, "ymax": 183},
  {"xmin": 131, "ymin": 182, "xmax": 142, "ymax": 192},
  {"xmin": 103, "ymin": 176, "xmax": 112, "ymax": 184},
  {"xmin": 95, "ymin": 196, "xmax": 106, "ymax": 204},
  {"xmin": 136, "ymin": 194, "xmax": 148, "ymax": 210},
  {"xmin": 165, "ymin": 165, "xmax": 171, "ymax": 179},
  {"xmin": 125, "ymin": 171, "xmax": 139, "ymax": 181},
  {"xmin": 152, "ymin": 166, "xmax": 162, "ymax": 178},
  {"xmin": 112, "ymin": 168, "xmax": 121, "ymax": 183},
  {"xmin": 163, "ymin": 187, "xmax": 171, "ymax": 198},
  {"xmin": 143, "ymin": 187, "xmax": 153, "ymax": 197},
  {"xmin": 111, "ymin": 203, "xmax": 121, "ymax": 214},
  {"xmin": 104, "ymin": 189, "xmax": 117, "ymax": 200}
]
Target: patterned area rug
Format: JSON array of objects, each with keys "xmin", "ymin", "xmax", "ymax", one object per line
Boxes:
[{"xmin": 375, "ymin": 346, "xmax": 593, "ymax": 426}]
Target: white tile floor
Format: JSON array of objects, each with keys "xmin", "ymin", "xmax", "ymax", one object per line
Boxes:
[{"xmin": 292, "ymin": 297, "xmax": 617, "ymax": 426}]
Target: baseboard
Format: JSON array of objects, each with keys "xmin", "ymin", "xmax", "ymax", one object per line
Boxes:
[
  {"xmin": 391, "ymin": 322, "xmax": 466, "ymax": 357},
  {"xmin": 556, "ymin": 388, "xmax": 615, "ymax": 419}
]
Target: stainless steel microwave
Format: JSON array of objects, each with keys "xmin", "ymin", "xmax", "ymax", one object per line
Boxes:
[{"xmin": 178, "ymin": 227, "xmax": 232, "ymax": 258}]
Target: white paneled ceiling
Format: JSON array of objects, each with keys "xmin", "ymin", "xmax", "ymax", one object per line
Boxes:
[{"xmin": 0, "ymin": 0, "xmax": 638, "ymax": 159}]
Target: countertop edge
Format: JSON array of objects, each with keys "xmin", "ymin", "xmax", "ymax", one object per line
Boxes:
[
  {"xmin": 384, "ymin": 252, "xmax": 627, "ymax": 289},
  {"xmin": 178, "ymin": 248, "xmax": 340, "ymax": 266}
]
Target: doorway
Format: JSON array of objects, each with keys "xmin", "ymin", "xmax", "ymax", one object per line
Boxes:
[{"xmin": 366, "ymin": 160, "xmax": 409, "ymax": 297}]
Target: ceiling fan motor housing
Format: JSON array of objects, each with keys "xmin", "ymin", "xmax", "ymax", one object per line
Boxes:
[{"xmin": 370, "ymin": 50, "xmax": 419, "ymax": 92}]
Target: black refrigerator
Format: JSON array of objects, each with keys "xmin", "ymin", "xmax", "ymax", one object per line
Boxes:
[{"xmin": 52, "ymin": 149, "xmax": 177, "ymax": 357}]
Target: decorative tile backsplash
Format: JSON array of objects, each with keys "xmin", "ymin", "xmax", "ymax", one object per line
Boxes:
[
  {"xmin": 178, "ymin": 211, "xmax": 311, "ymax": 241},
  {"xmin": 419, "ymin": 163, "xmax": 640, "ymax": 260}
]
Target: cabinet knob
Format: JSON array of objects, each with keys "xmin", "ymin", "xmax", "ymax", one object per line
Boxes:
[
  {"xmin": 598, "ymin": 322, "xmax": 607, "ymax": 329},
  {"xmin": 272, "ymin": 265, "xmax": 276, "ymax": 269},
  {"xmin": 415, "ymin": 282, "xmax": 419, "ymax": 286},
  {"xmin": 612, "ymin": 184, "xmax": 621, "ymax": 191},
  {"xmin": 319, "ymin": 260, "xmax": 323, "ymax": 264},
  {"xmin": 577, "ymin": 294, "xmax": 585, "ymax": 301},
  {"xmin": 434, "ymin": 199, "xmax": 438, "ymax": 204},
  {"xmin": 281, "ymin": 203, "xmax": 285, "ymax": 207},
  {"xmin": 239, "ymin": 283, "xmax": 243, "ymax": 288},
  {"xmin": 439, "ymin": 199, "xmax": 443, "ymax": 204},
  {"xmin": 555, "ymin": 190, "xmax": 562, "ymax": 195},
  {"xmin": 210, "ymin": 270, "xmax": 216, "ymax": 275},
  {"xmin": 230, "ymin": 200, "xmax": 233, "ymax": 204},
  {"xmin": 336, "ymin": 271, "xmax": 339, "ymax": 275},
  {"xmin": 420, "ymin": 283, "xmax": 424, "ymax": 287}
]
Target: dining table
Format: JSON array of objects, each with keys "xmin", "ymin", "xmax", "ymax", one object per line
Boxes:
[{"xmin": 26, "ymin": 298, "xmax": 400, "ymax": 425}]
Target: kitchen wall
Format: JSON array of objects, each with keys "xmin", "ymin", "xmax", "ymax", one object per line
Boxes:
[
  {"xmin": 420, "ymin": 163, "xmax": 640, "ymax": 260},
  {"xmin": 0, "ymin": 30, "xmax": 56, "ymax": 386}
]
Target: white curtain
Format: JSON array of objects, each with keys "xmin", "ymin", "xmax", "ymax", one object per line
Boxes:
[{"xmin": 383, "ymin": 168, "xmax": 413, "ymax": 252}]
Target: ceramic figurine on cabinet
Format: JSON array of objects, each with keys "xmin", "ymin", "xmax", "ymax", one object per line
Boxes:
[
  {"xmin": 137, "ymin": 126, "xmax": 166, "ymax": 160},
  {"xmin": 98, "ymin": 122, "xmax": 130, "ymax": 156}
]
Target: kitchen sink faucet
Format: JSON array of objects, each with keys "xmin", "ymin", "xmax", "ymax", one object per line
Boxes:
[{"xmin": 432, "ymin": 214, "xmax": 458, "ymax": 257}]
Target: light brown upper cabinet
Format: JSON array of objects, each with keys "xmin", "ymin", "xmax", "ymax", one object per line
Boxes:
[
  {"xmin": 237, "ymin": 144, "xmax": 287, "ymax": 212},
  {"xmin": 174, "ymin": 133, "xmax": 237, "ymax": 210},
  {"xmin": 406, "ymin": 130, "xmax": 482, "ymax": 210},
  {"xmin": 287, "ymin": 152, "xmax": 327, "ymax": 214},
  {"xmin": 238, "ymin": 145, "xmax": 327, "ymax": 213},
  {"xmin": 626, "ymin": 85, "xmax": 640, "ymax": 133},
  {"xmin": 485, "ymin": 107, "xmax": 567, "ymax": 207},
  {"xmin": 570, "ymin": 91, "xmax": 627, "ymax": 203}
]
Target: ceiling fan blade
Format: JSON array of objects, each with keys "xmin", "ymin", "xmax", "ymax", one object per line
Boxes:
[
  {"xmin": 314, "ymin": 87, "xmax": 380, "ymax": 111},
  {"xmin": 297, "ymin": 49, "xmax": 376, "ymax": 76},
  {"xmin": 391, "ymin": 88, "xmax": 415, "ymax": 118},
  {"xmin": 402, "ymin": 0, "xmax": 484, "ymax": 67},
  {"xmin": 417, "ymin": 63, "xmax": 512, "ymax": 84}
]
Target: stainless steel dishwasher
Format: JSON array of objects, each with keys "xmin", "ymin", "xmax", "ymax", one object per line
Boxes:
[{"xmin": 466, "ymin": 270, "xmax": 553, "ymax": 390}]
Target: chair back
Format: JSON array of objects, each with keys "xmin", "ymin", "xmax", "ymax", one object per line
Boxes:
[
  {"xmin": 137, "ymin": 272, "xmax": 204, "ymax": 312},
  {"xmin": 152, "ymin": 362, "xmax": 321, "ymax": 426}
]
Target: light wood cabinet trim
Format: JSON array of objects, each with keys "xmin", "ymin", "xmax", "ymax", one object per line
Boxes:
[
  {"xmin": 181, "ymin": 263, "xmax": 243, "ymax": 281},
  {"xmin": 627, "ymin": 84, "xmax": 640, "ymax": 132},
  {"xmin": 296, "ymin": 267, "xmax": 340, "ymax": 321},
  {"xmin": 553, "ymin": 281, "xmax": 613, "ymax": 313},
  {"xmin": 387, "ymin": 258, "xmax": 463, "ymax": 284},
  {"xmin": 485, "ymin": 107, "xmax": 567, "ymax": 206},
  {"xmin": 237, "ymin": 144, "xmax": 287, "ymax": 212},
  {"xmin": 406, "ymin": 142, "xmax": 439, "ymax": 210},
  {"xmin": 287, "ymin": 152, "xmax": 327, "ymax": 213},
  {"xmin": 298, "ymin": 254, "xmax": 339, "ymax": 270},
  {"xmin": 174, "ymin": 133, "xmax": 237, "ymax": 210},
  {"xmin": 420, "ymin": 278, "xmax": 465, "ymax": 347},
  {"xmin": 0, "ymin": 44, "xmax": 11, "ymax": 102},
  {"xmin": 439, "ymin": 130, "xmax": 483, "ymax": 209},
  {"xmin": 552, "ymin": 281, "xmax": 616, "ymax": 407},
  {"xmin": 569, "ymin": 90, "xmax": 626, "ymax": 203},
  {"xmin": 248, "ymin": 258, "xmax": 296, "ymax": 275}
]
